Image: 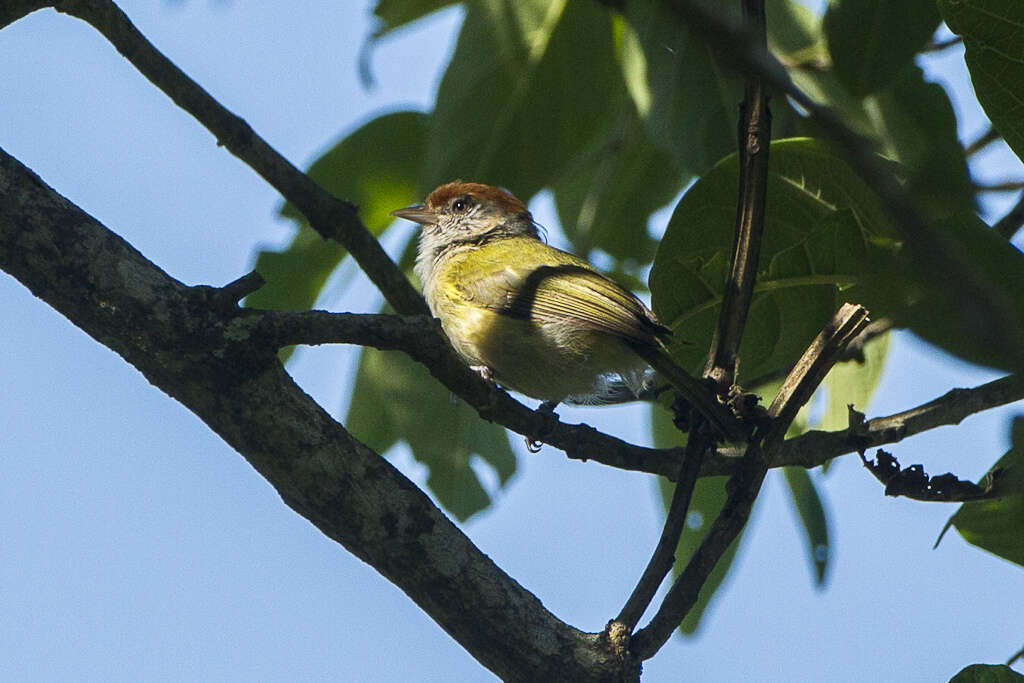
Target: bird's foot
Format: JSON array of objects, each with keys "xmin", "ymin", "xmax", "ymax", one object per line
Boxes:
[
  {"xmin": 526, "ymin": 401, "xmax": 560, "ymax": 452},
  {"xmin": 471, "ymin": 365, "xmax": 495, "ymax": 382}
]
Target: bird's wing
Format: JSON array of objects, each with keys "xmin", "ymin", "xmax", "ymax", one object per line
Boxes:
[{"xmin": 459, "ymin": 262, "xmax": 669, "ymax": 345}]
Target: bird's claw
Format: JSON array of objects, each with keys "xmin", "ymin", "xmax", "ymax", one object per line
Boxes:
[{"xmin": 525, "ymin": 401, "xmax": 560, "ymax": 452}]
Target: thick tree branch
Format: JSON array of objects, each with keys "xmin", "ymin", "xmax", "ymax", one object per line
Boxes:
[
  {"xmin": 0, "ymin": 148, "xmax": 641, "ymax": 683},
  {"xmin": 7, "ymin": 0, "xmax": 426, "ymax": 316}
]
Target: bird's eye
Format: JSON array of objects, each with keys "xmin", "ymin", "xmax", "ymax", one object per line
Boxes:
[{"xmin": 452, "ymin": 198, "xmax": 469, "ymax": 212}]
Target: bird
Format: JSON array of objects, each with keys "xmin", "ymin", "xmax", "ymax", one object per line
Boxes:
[{"xmin": 391, "ymin": 181, "xmax": 739, "ymax": 438}]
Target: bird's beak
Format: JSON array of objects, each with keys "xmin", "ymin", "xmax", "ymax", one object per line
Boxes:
[{"xmin": 390, "ymin": 204, "xmax": 436, "ymax": 225}]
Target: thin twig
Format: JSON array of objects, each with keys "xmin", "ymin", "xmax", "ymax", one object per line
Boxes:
[
  {"xmin": 256, "ymin": 308, "xmax": 1024, "ymax": 480},
  {"xmin": 1008, "ymin": 644, "xmax": 1024, "ymax": 667},
  {"xmin": 965, "ymin": 126, "xmax": 999, "ymax": 158},
  {"xmin": 922, "ymin": 35, "xmax": 963, "ymax": 52},
  {"xmin": 994, "ymin": 192, "xmax": 1024, "ymax": 241},
  {"xmin": 614, "ymin": 0, "xmax": 772, "ymax": 642},
  {"xmin": 613, "ymin": 428, "xmax": 713, "ymax": 631},
  {"xmin": 630, "ymin": 304, "xmax": 869, "ymax": 660},
  {"xmin": 48, "ymin": 0, "xmax": 427, "ymax": 317},
  {"xmin": 975, "ymin": 180, "xmax": 1024, "ymax": 193},
  {"xmin": 757, "ymin": 373, "xmax": 1024, "ymax": 474},
  {"xmin": 704, "ymin": 0, "xmax": 772, "ymax": 394}
]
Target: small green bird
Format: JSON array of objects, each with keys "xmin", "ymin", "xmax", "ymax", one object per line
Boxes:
[{"xmin": 392, "ymin": 181, "xmax": 737, "ymax": 436}]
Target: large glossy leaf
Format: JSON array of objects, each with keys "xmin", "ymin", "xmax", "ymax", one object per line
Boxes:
[
  {"xmin": 651, "ymin": 406, "xmax": 749, "ymax": 634},
  {"xmin": 247, "ymin": 111, "xmax": 428, "ymax": 316},
  {"xmin": 945, "ymin": 417, "xmax": 1024, "ymax": 568},
  {"xmin": 869, "ymin": 65, "xmax": 975, "ymax": 219},
  {"xmin": 782, "ymin": 467, "xmax": 830, "ymax": 584},
  {"xmin": 552, "ymin": 103, "xmax": 681, "ymax": 265},
  {"xmin": 347, "ymin": 346, "xmax": 516, "ymax": 522},
  {"xmin": 619, "ymin": 1, "xmax": 740, "ymax": 177},
  {"xmin": 939, "ymin": 0, "xmax": 1024, "ymax": 164},
  {"xmin": 650, "ymin": 138, "xmax": 901, "ymax": 381},
  {"xmin": 425, "ymin": 0, "xmax": 621, "ymax": 199},
  {"xmin": 824, "ymin": 0, "xmax": 941, "ymax": 96}
]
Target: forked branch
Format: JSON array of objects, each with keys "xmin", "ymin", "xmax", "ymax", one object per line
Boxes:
[{"xmin": 630, "ymin": 304, "xmax": 869, "ymax": 660}]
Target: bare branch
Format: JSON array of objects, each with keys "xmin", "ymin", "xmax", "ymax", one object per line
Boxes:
[
  {"xmin": 922, "ymin": 35, "xmax": 963, "ymax": 52},
  {"xmin": 705, "ymin": 0, "xmax": 772, "ymax": 394},
  {"xmin": 613, "ymin": 427, "xmax": 713, "ymax": 631},
  {"xmin": 975, "ymin": 180, "xmax": 1024, "ymax": 193},
  {"xmin": 965, "ymin": 125, "xmax": 999, "ymax": 158},
  {"xmin": 254, "ymin": 307, "xmax": 1024, "ymax": 481},
  {"xmin": 631, "ymin": 303, "xmax": 869, "ymax": 660},
  {"xmin": 994, "ymin": 192, "xmax": 1024, "ymax": 241},
  {"xmin": 754, "ymin": 374, "xmax": 1024, "ymax": 474},
  {"xmin": 0, "ymin": 147, "xmax": 641, "ymax": 683},
  {"xmin": 12, "ymin": 0, "xmax": 426, "ymax": 316}
]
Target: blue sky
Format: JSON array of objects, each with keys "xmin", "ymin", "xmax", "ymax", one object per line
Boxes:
[{"xmin": 2, "ymin": 2, "xmax": 1023, "ymax": 681}]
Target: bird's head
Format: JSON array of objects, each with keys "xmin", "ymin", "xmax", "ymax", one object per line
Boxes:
[{"xmin": 391, "ymin": 182, "xmax": 539, "ymax": 249}]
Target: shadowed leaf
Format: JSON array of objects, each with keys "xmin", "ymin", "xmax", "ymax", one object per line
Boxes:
[
  {"xmin": 940, "ymin": 0, "xmax": 1024, "ymax": 164},
  {"xmin": 426, "ymin": 0, "xmax": 622, "ymax": 199},
  {"xmin": 246, "ymin": 111, "xmax": 428, "ymax": 359},
  {"xmin": 650, "ymin": 138, "xmax": 901, "ymax": 381},
  {"xmin": 783, "ymin": 467, "xmax": 830, "ymax": 584},
  {"xmin": 946, "ymin": 417, "xmax": 1024, "ymax": 568},
  {"xmin": 824, "ymin": 0, "xmax": 940, "ymax": 96},
  {"xmin": 347, "ymin": 347, "xmax": 516, "ymax": 522}
]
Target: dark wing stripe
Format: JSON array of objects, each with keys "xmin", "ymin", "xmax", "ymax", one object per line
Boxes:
[{"xmin": 461, "ymin": 264, "xmax": 667, "ymax": 344}]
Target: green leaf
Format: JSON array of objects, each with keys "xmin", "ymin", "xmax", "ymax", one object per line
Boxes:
[
  {"xmin": 824, "ymin": 0, "xmax": 941, "ymax": 96},
  {"xmin": 619, "ymin": 1, "xmax": 740, "ymax": 176},
  {"xmin": 651, "ymin": 405, "xmax": 749, "ymax": 634},
  {"xmin": 815, "ymin": 331, "xmax": 889, "ymax": 434},
  {"xmin": 246, "ymin": 226, "xmax": 348, "ymax": 317},
  {"xmin": 947, "ymin": 417, "xmax": 1024, "ymax": 568},
  {"xmin": 347, "ymin": 346, "xmax": 516, "ymax": 522},
  {"xmin": 950, "ymin": 664, "xmax": 1024, "ymax": 683},
  {"xmin": 552, "ymin": 103, "xmax": 681, "ymax": 265},
  {"xmin": 649, "ymin": 138, "xmax": 901, "ymax": 381},
  {"xmin": 782, "ymin": 467, "xmax": 830, "ymax": 584},
  {"xmin": 869, "ymin": 65, "xmax": 976, "ymax": 218},
  {"xmin": 279, "ymin": 111, "xmax": 430, "ymax": 232},
  {"xmin": 247, "ymin": 111, "xmax": 428, "ymax": 317},
  {"xmin": 892, "ymin": 213, "xmax": 1024, "ymax": 372},
  {"xmin": 425, "ymin": 0, "xmax": 622, "ymax": 199},
  {"xmin": 939, "ymin": 0, "xmax": 1024, "ymax": 164},
  {"xmin": 370, "ymin": 0, "xmax": 459, "ymax": 39},
  {"xmin": 766, "ymin": 0, "xmax": 824, "ymax": 60}
]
